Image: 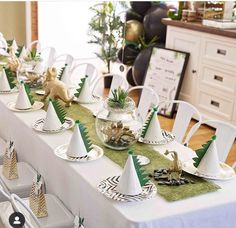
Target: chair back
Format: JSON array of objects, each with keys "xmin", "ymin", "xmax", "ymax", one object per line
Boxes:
[
  {"xmin": 127, "ymin": 86, "xmax": 159, "ymax": 123},
  {"xmin": 27, "ymin": 40, "xmax": 41, "ymax": 53},
  {"xmin": 11, "ymin": 193, "xmax": 41, "ymax": 228},
  {"xmin": 40, "ymin": 47, "xmax": 56, "ymax": 70}
]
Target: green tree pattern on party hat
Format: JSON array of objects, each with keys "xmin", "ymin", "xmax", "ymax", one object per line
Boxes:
[
  {"xmin": 4, "ymin": 67, "xmax": 16, "ymax": 89},
  {"xmin": 58, "ymin": 63, "xmax": 68, "ymax": 80},
  {"xmin": 76, "ymin": 120, "xmax": 93, "ymax": 153},
  {"xmin": 74, "ymin": 76, "xmax": 88, "ymax": 98},
  {"xmin": 129, "ymin": 149, "xmax": 149, "ymax": 187},
  {"xmin": 21, "ymin": 81, "xmax": 34, "ymax": 105},
  {"xmin": 141, "ymin": 106, "xmax": 158, "ymax": 138},
  {"xmin": 193, "ymin": 135, "xmax": 217, "ymax": 168},
  {"xmin": 50, "ymin": 99, "xmax": 66, "ymax": 124}
]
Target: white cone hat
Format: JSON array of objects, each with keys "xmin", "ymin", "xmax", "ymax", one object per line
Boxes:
[
  {"xmin": 197, "ymin": 137, "xmax": 221, "ymax": 176},
  {"xmin": 43, "ymin": 101, "xmax": 62, "ymax": 131},
  {"xmin": 0, "ymin": 69, "xmax": 11, "ymax": 92},
  {"xmin": 76, "ymin": 76, "xmax": 93, "ymax": 103},
  {"xmin": 11, "ymin": 39, "xmax": 18, "ymax": 54},
  {"xmin": 66, "ymin": 124, "xmax": 88, "ymax": 158},
  {"xmin": 116, "ymin": 153, "xmax": 142, "ymax": 195},
  {"xmin": 60, "ymin": 65, "xmax": 71, "ymax": 85},
  {"xmin": 19, "ymin": 46, "xmax": 27, "ymax": 60},
  {"xmin": 15, "ymin": 82, "xmax": 32, "ymax": 110},
  {"xmin": 142, "ymin": 108, "xmax": 164, "ymax": 142}
]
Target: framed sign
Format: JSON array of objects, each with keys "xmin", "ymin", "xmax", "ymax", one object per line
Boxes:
[{"xmin": 141, "ymin": 46, "xmax": 189, "ymax": 118}]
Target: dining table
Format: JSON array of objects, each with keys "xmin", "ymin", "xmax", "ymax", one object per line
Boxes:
[{"xmin": 0, "ymin": 91, "xmax": 235, "ymax": 228}]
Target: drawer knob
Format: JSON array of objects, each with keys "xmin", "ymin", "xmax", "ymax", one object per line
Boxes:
[
  {"xmin": 214, "ymin": 75, "xmax": 223, "ymax": 82},
  {"xmin": 211, "ymin": 100, "xmax": 220, "ymax": 108},
  {"xmin": 192, "ymin": 70, "xmax": 197, "ymax": 74},
  {"xmin": 217, "ymin": 49, "xmax": 226, "ymax": 56}
]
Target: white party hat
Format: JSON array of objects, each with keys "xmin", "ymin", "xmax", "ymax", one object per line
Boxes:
[
  {"xmin": 66, "ymin": 120, "xmax": 93, "ymax": 158},
  {"xmin": 19, "ymin": 46, "xmax": 27, "ymax": 60},
  {"xmin": 116, "ymin": 150, "xmax": 149, "ymax": 196},
  {"xmin": 11, "ymin": 39, "xmax": 18, "ymax": 54},
  {"xmin": 140, "ymin": 107, "xmax": 164, "ymax": 142},
  {"xmin": 15, "ymin": 82, "xmax": 33, "ymax": 110},
  {"xmin": 75, "ymin": 76, "xmax": 93, "ymax": 103},
  {"xmin": 193, "ymin": 135, "xmax": 221, "ymax": 176},
  {"xmin": 0, "ymin": 32, "xmax": 7, "ymax": 50},
  {"xmin": 0, "ymin": 68, "xmax": 11, "ymax": 91},
  {"xmin": 43, "ymin": 100, "xmax": 64, "ymax": 131},
  {"xmin": 59, "ymin": 64, "xmax": 71, "ymax": 85}
]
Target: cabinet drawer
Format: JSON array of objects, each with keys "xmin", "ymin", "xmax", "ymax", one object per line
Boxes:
[
  {"xmin": 201, "ymin": 65, "xmax": 236, "ymax": 94},
  {"xmin": 198, "ymin": 91, "xmax": 234, "ymax": 120},
  {"xmin": 203, "ymin": 38, "xmax": 236, "ymax": 67}
]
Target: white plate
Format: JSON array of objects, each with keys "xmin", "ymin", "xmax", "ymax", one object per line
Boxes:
[
  {"xmin": 137, "ymin": 155, "xmax": 150, "ymax": 166},
  {"xmin": 32, "ymin": 117, "xmax": 74, "ymax": 133},
  {"xmin": 139, "ymin": 130, "xmax": 175, "ymax": 145},
  {"xmin": 98, "ymin": 176, "xmax": 156, "ymax": 202},
  {"xmin": 35, "ymin": 90, "xmax": 45, "ymax": 96},
  {"xmin": 0, "ymin": 87, "xmax": 18, "ymax": 94},
  {"xmin": 54, "ymin": 144, "xmax": 104, "ymax": 162},
  {"xmin": 182, "ymin": 160, "xmax": 235, "ymax": 180},
  {"xmin": 7, "ymin": 101, "xmax": 44, "ymax": 112},
  {"xmin": 73, "ymin": 95, "xmax": 102, "ymax": 104}
]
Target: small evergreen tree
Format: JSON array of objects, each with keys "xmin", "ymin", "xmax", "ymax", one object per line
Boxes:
[
  {"xmin": 58, "ymin": 63, "xmax": 68, "ymax": 80},
  {"xmin": 74, "ymin": 76, "xmax": 88, "ymax": 98},
  {"xmin": 4, "ymin": 67, "xmax": 15, "ymax": 89},
  {"xmin": 193, "ymin": 135, "xmax": 217, "ymax": 168},
  {"xmin": 76, "ymin": 120, "xmax": 93, "ymax": 153},
  {"xmin": 51, "ymin": 99, "xmax": 66, "ymax": 124},
  {"xmin": 22, "ymin": 82, "xmax": 34, "ymax": 105},
  {"xmin": 129, "ymin": 149, "xmax": 149, "ymax": 187},
  {"xmin": 141, "ymin": 106, "xmax": 158, "ymax": 138}
]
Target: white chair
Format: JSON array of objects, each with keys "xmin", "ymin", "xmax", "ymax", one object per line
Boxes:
[
  {"xmin": 183, "ymin": 119, "xmax": 236, "ymax": 163},
  {"xmin": 40, "ymin": 47, "xmax": 56, "ymax": 70},
  {"xmin": 0, "ymin": 162, "xmax": 37, "ymax": 202},
  {"xmin": 27, "ymin": 40, "xmax": 41, "ymax": 53},
  {"xmin": 70, "ymin": 62, "xmax": 98, "ymax": 89},
  {"xmin": 127, "ymin": 85, "xmax": 159, "ymax": 123},
  {"xmin": 158, "ymin": 100, "xmax": 202, "ymax": 144}
]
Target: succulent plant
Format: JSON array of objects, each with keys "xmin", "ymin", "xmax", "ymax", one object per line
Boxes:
[{"xmin": 108, "ymin": 87, "xmax": 128, "ymax": 109}]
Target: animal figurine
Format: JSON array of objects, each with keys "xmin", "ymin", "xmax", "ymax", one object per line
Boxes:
[
  {"xmin": 42, "ymin": 67, "xmax": 74, "ymax": 107},
  {"xmin": 164, "ymin": 150, "xmax": 182, "ymax": 181},
  {"xmin": 7, "ymin": 47, "xmax": 21, "ymax": 73}
]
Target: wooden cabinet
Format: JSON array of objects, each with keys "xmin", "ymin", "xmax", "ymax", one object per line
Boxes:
[{"xmin": 165, "ymin": 25, "xmax": 236, "ymax": 125}]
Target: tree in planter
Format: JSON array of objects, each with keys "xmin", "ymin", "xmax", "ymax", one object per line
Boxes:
[{"xmin": 88, "ymin": 2, "xmax": 125, "ymax": 84}]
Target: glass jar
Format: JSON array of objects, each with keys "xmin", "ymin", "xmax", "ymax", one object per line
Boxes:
[{"xmin": 95, "ymin": 97, "xmax": 143, "ymax": 150}]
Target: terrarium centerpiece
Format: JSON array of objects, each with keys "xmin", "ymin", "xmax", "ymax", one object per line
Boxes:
[{"xmin": 95, "ymin": 87, "xmax": 142, "ymax": 150}]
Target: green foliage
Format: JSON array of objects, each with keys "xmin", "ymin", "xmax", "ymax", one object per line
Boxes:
[
  {"xmin": 79, "ymin": 216, "xmax": 84, "ymax": 228},
  {"xmin": 76, "ymin": 120, "xmax": 93, "ymax": 153},
  {"xmin": 74, "ymin": 76, "xmax": 87, "ymax": 98},
  {"xmin": 27, "ymin": 47, "xmax": 41, "ymax": 61},
  {"xmin": 58, "ymin": 64, "xmax": 68, "ymax": 80},
  {"xmin": 108, "ymin": 86, "xmax": 128, "ymax": 108},
  {"xmin": 15, "ymin": 46, "xmax": 23, "ymax": 58},
  {"xmin": 51, "ymin": 99, "xmax": 66, "ymax": 124},
  {"xmin": 141, "ymin": 107, "xmax": 158, "ymax": 138},
  {"xmin": 6, "ymin": 40, "xmax": 23, "ymax": 57},
  {"xmin": 22, "ymin": 81, "xmax": 34, "ymax": 105},
  {"xmin": 4, "ymin": 67, "xmax": 16, "ymax": 89},
  {"xmin": 88, "ymin": 2, "xmax": 126, "ymax": 73},
  {"xmin": 36, "ymin": 173, "xmax": 41, "ymax": 183},
  {"xmin": 129, "ymin": 149, "xmax": 149, "ymax": 187},
  {"xmin": 193, "ymin": 135, "xmax": 217, "ymax": 168}
]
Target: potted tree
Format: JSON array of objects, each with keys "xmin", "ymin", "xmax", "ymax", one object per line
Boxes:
[{"xmin": 88, "ymin": 2, "xmax": 125, "ymax": 88}]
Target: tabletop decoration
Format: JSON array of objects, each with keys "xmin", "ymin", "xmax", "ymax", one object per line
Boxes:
[
  {"xmin": 54, "ymin": 120, "xmax": 104, "ymax": 162},
  {"xmin": 0, "ymin": 67, "xmax": 16, "ymax": 93},
  {"xmin": 2, "ymin": 140, "xmax": 18, "ymax": 180},
  {"xmin": 18, "ymin": 46, "xmax": 27, "ymax": 60},
  {"xmin": 58, "ymin": 63, "xmax": 68, "ymax": 81},
  {"xmin": 139, "ymin": 106, "xmax": 175, "ymax": 145},
  {"xmin": 33, "ymin": 92, "xmax": 221, "ymax": 201},
  {"xmin": 33, "ymin": 99, "xmax": 74, "ymax": 133},
  {"xmin": 41, "ymin": 67, "xmax": 74, "ymax": 107},
  {"xmin": 98, "ymin": 149, "xmax": 156, "ymax": 202},
  {"xmin": 183, "ymin": 135, "xmax": 235, "ymax": 180},
  {"xmin": 96, "ymin": 87, "xmax": 142, "ymax": 150},
  {"xmin": 74, "ymin": 75, "xmax": 99, "ymax": 103},
  {"xmin": 29, "ymin": 173, "xmax": 48, "ymax": 218}
]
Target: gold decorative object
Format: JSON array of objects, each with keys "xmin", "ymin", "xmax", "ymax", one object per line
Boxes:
[
  {"xmin": 125, "ymin": 20, "xmax": 144, "ymax": 42},
  {"xmin": 42, "ymin": 67, "xmax": 74, "ymax": 107},
  {"xmin": 29, "ymin": 174, "xmax": 48, "ymax": 218},
  {"xmin": 7, "ymin": 47, "xmax": 21, "ymax": 73},
  {"xmin": 2, "ymin": 141, "xmax": 18, "ymax": 180},
  {"xmin": 164, "ymin": 150, "xmax": 182, "ymax": 181}
]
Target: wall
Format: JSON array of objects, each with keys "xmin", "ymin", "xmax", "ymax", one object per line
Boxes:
[{"xmin": 0, "ymin": 2, "xmax": 26, "ymax": 45}]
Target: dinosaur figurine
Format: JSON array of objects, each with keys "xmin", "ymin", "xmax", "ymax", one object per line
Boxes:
[
  {"xmin": 164, "ymin": 150, "xmax": 182, "ymax": 181},
  {"xmin": 41, "ymin": 67, "xmax": 74, "ymax": 107}
]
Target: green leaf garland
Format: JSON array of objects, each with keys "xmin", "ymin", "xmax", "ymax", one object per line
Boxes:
[{"xmin": 74, "ymin": 76, "xmax": 88, "ymax": 98}]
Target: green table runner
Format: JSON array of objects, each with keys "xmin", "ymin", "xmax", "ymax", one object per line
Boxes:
[{"xmin": 34, "ymin": 94, "xmax": 220, "ymax": 201}]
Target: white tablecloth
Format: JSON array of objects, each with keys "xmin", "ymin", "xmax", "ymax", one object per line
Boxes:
[{"xmin": 0, "ymin": 93, "xmax": 236, "ymax": 228}]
